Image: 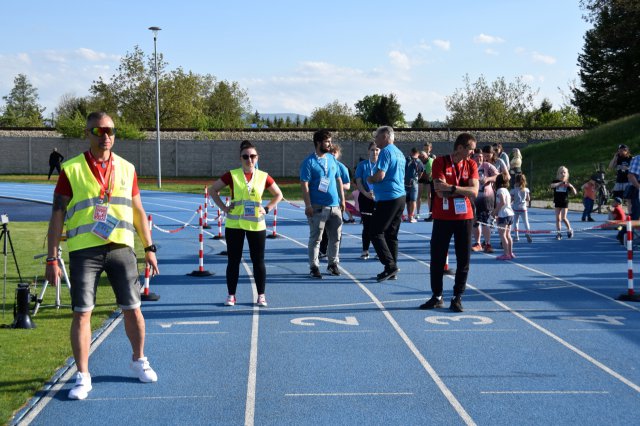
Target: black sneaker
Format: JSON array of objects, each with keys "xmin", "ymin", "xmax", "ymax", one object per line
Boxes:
[
  {"xmin": 318, "ymin": 252, "xmax": 327, "ymax": 259},
  {"xmin": 327, "ymin": 264, "xmax": 341, "ymax": 276},
  {"xmin": 388, "ymin": 275, "xmax": 398, "ymax": 280},
  {"xmin": 376, "ymin": 267, "xmax": 399, "ymax": 282},
  {"xmin": 450, "ymin": 296, "xmax": 463, "ymax": 312},
  {"xmin": 556, "ymin": 232, "xmax": 562, "ymax": 240},
  {"xmin": 587, "ymin": 217, "xmax": 595, "ymax": 222},
  {"xmin": 309, "ymin": 266, "xmax": 323, "ymax": 279},
  {"xmin": 424, "ymin": 215, "xmax": 433, "ymax": 222},
  {"xmin": 419, "ymin": 296, "xmax": 444, "ymax": 310},
  {"xmin": 567, "ymin": 229, "xmax": 573, "ymax": 239}
]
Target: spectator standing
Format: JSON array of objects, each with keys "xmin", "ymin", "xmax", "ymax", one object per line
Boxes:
[
  {"xmin": 419, "ymin": 133, "xmax": 479, "ymax": 312},
  {"xmin": 471, "ymin": 147, "xmax": 499, "ymax": 252},
  {"xmin": 367, "ymin": 126, "xmax": 406, "ymax": 282},
  {"xmin": 355, "ymin": 142, "xmax": 380, "ymax": 259},
  {"xmin": 404, "ymin": 147, "xmax": 424, "ymax": 223},
  {"xmin": 300, "ymin": 130, "xmax": 345, "ymax": 278},
  {"xmin": 418, "ymin": 142, "xmax": 436, "ymax": 221},
  {"xmin": 581, "ymin": 178, "xmax": 597, "ymax": 222},
  {"xmin": 319, "ymin": 143, "xmax": 352, "ymax": 257},
  {"xmin": 48, "ymin": 147, "xmax": 64, "ymax": 180},
  {"xmin": 493, "ymin": 173, "xmax": 515, "ymax": 260},
  {"xmin": 510, "ymin": 148, "xmax": 522, "ymax": 176},
  {"xmin": 511, "ymin": 173, "xmax": 532, "ymax": 243},
  {"xmin": 550, "ymin": 166, "xmax": 577, "ymax": 240},
  {"xmin": 45, "ymin": 112, "xmax": 159, "ymax": 400},
  {"xmin": 209, "ymin": 140, "xmax": 283, "ymax": 307},
  {"xmin": 609, "ymin": 144, "xmax": 632, "ymax": 199}
]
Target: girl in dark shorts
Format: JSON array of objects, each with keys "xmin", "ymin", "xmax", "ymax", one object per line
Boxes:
[{"xmin": 550, "ymin": 166, "xmax": 577, "ymax": 240}]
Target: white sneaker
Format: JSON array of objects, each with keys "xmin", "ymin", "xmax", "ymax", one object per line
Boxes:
[
  {"xmin": 225, "ymin": 295, "xmax": 236, "ymax": 306},
  {"xmin": 360, "ymin": 251, "xmax": 369, "ymax": 260},
  {"xmin": 257, "ymin": 294, "xmax": 268, "ymax": 307},
  {"xmin": 409, "ymin": 217, "xmax": 418, "ymax": 223},
  {"xmin": 130, "ymin": 357, "xmax": 158, "ymax": 383},
  {"xmin": 68, "ymin": 372, "xmax": 92, "ymax": 400}
]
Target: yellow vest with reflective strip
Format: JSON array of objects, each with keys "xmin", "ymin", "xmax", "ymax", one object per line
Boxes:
[
  {"xmin": 226, "ymin": 168, "xmax": 268, "ymax": 231},
  {"xmin": 63, "ymin": 153, "xmax": 136, "ymax": 251}
]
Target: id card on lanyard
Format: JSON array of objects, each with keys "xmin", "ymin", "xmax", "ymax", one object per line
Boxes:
[
  {"xmin": 243, "ymin": 172, "xmax": 257, "ymax": 217},
  {"xmin": 92, "ymin": 154, "xmax": 114, "ymax": 223},
  {"xmin": 317, "ymin": 154, "xmax": 330, "ymax": 193}
]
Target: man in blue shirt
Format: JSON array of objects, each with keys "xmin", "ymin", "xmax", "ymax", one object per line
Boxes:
[
  {"xmin": 300, "ymin": 130, "xmax": 346, "ymax": 278},
  {"xmin": 367, "ymin": 126, "xmax": 406, "ymax": 281}
]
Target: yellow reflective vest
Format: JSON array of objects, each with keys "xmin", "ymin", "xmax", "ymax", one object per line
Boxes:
[
  {"xmin": 63, "ymin": 152, "xmax": 136, "ymax": 252},
  {"xmin": 225, "ymin": 168, "xmax": 268, "ymax": 232}
]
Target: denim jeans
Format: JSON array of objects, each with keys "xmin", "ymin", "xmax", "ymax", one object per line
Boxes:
[{"xmin": 582, "ymin": 198, "xmax": 594, "ymax": 220}]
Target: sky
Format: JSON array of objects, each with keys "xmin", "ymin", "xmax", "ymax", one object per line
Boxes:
[{"xmin": 0, "ymin": 0, "xmax": 591, "ymax": 123}]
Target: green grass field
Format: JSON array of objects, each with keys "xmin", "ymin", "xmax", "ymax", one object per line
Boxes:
[{"xmin": 0, "ymin": 222, "xmax": 146, "ymax": 425}]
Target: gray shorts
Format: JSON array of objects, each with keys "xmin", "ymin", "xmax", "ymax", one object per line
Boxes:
[{"xmin": 69, "ymin": 243, "xmax": 141, "ymax": 312}]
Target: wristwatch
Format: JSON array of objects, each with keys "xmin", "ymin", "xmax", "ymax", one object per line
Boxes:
[
  {"xmin": 264, "ymin": 206, "xmax": 270, "ymax": 214},
  {"xmin": 144, "ymin": 244, "xmax": 157, "ymax": 253},
  {"xmin": 451, "ymin": 185, "xmax": 457, "ymax": 194}
]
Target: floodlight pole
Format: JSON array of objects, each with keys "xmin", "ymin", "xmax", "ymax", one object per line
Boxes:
[{"xmin": 149, "ymin": 26, "xmax": 162, "ymax": 188}]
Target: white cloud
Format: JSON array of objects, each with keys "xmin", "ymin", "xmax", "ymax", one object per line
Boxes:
[
  {"xmin": 485, "ymin": 48, "xmax": 499, "ymax": 56},
  {"xmin": 75, "ymin": 48, "xmax": 109, "ymax": 61},
  {"xmin": 521, "ymin": 74, "xmax": 535, "ymax": 83},
  {"xmin": 433, "ymin": 39, "xmax": 451, "ymax": 51},
  {"xmin": 532, "ymin": 51, "xmax": 556, "ymax": 64},
  {"xmin": 388, "ymin": 50, "xmax": 411, "ymax": 71},
  {"xmin": 17, "ymin": 53, "xmax": 31, "ymax": 64},
  {"xmin": 418, "ymin": 40, "xmax": 432, "ymax": 50},
  {"xmin": 515, "ymin": 47, "xmax": 526, "ymax": 55},
  {"xmin": 474, "ymin": 33, "xmax": 505, "ymax": 44}
]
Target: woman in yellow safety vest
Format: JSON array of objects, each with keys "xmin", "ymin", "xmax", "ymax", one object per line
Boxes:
[{"xmin": 209, "ymin": 140, "xmax": 283, "ymax": 307}]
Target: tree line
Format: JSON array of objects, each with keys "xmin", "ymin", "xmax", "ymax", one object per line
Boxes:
[{"xmin": 1, "ymin": 0, "xmax": 636, "ymax": 134}]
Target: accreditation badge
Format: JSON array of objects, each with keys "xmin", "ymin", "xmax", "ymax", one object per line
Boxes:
[
  {"xmin": 243, "ymin": 201, "xmax": 256, "ymax": 217},
  {"xmin": 93, "ymin": 204, "xmax": 109, "ymax": 223},
  {"xmin": 454, "ymin": 198, "xmax": 468, "ymax": 215},
  {"xmin": 318, "ymin": 177, "xmax": 330, "ymax": 193},
  {"xmin": 91, "ymin": 214, "xmax": 120, "ymax": 240}
]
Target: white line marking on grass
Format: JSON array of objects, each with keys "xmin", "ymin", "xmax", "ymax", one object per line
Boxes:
[
  {"xmin": 285, "ymin": 392, "xmax": 414, "ymax": 397},
  {"xmin": 480, "ymin": 390, "xmax": 609, "ymax": 395},
  {"xmin": 276, "ymin": 231, "xmax": 477, "ymax": 426}
]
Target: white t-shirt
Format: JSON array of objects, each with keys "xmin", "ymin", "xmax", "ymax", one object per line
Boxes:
[
  {"xmin": 496, "ymin": 187, "xmax": 514, "ymax": 218},
  {"xmin": 510, "ymin": 187, "xmax": 529, "ymax": 211}
]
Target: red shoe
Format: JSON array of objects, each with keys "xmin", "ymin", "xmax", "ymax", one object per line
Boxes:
[{"xmin": 484, "ymin": 243, "xmax": 494, "ymax": 253}]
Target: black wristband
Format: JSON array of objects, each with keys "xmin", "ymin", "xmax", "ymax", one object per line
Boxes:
[
  {"xmin": 46, "ymin": 257, "xmax": 57, "ymax": 262},
  {"xmin": 451, "ymin": 185, "xmax": 457, "ymax": 194},
  {"xmin": 144, "ymin": 244, "xmax": 157, "ymax": 253},
  {"xmin": 264, "ymin": 206, "xmax": 270, "ymax": 215}
]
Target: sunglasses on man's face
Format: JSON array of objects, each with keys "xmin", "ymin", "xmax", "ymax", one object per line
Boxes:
[
  {"xmin": 242, "ymin": 154, "xmax": 258, "ymax": 160},
  {"xmin": 89, "ymin": 127, "xmax": 116, "ymax": 137}
]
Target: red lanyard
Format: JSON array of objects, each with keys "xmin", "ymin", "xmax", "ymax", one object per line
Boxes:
[
  {"xmin": 449, "ymin": 156, "xmax": 462, "ymax": 185},
  {"xmin": 89, "ymin": 152, "xmax": 114, "ymax": 203}
]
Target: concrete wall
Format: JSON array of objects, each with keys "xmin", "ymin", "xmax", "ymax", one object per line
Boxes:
[{"xmin": 0, "ymin": 128, "xmax": 583, "ymax": 177}]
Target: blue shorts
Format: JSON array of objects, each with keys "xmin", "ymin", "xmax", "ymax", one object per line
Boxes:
[{"xmin": 405, "ymin": 185, "xmax": 418, "ymax": 202}]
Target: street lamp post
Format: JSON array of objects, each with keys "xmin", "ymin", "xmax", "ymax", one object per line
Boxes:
[{"xmin": 149, "ymin": 26, "xmax": 162, "ymax": 188}]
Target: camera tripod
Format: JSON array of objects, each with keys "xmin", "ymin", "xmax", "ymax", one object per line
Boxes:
[
  {"xmin": 2, "ymin": 221, "xmax": 23, "ymax": 318},
  {"xmin": 33, "ymin": 247, "xmax": 71, "ymax": 315}
]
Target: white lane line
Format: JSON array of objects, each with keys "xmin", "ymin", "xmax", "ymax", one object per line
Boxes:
[
  {"xmin": 146, "ymin": 332, "xmax": 229, "ymax": 335},
  {"xmin": 243, "ymin": 260, "xmax": 260, "ymax": 426},
  {"xmin": 567, "ymin": 328, "xmax": 640, "ymax": 332},
  {"xmin": 18, "ymin": 314, "xmax": 124, "ymax": 425},
  {"xmin": 279, "ymin": 330, "xmax": 376, "ymax": 334},
  {"xmin": 275, "ymin": 231, "xmax": 477, "ymax": 426},
  {"xmin": 89, "ymin": 395, "xmax": 217, "ymax": 401},
  {"xmin": 424, "ymin": 329, "xmax": 518, "ymax": 333},
  {"xmin": 480, "ymin": 391, "xmax": 609, "ymax": 395},
  {"xmin": 471, "ymin": 286, "xmax": 640, "ymax": 394},
  {"xmin": 285, "ymin": 392, "xmax": 414, "ymax": 397}
]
